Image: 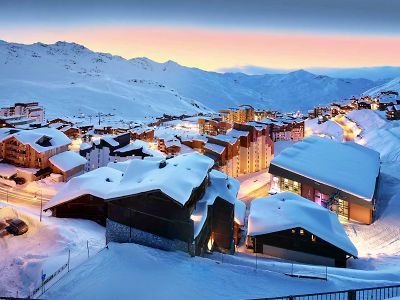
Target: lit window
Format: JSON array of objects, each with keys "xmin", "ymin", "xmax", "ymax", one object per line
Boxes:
[
  {"xmin": 291, "ymin": 229, "xmax": 296, "ymax": 234},
  {"xmin": 300, "ymin": 229, "xmax": 304, "ymax": 236},
  {"xmin": 311, "ymin": 235, "xmax": 317, "ymax": 242}
]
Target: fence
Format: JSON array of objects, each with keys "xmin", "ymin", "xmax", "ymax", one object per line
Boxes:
[
  {"xmin": 254, "ymin": 284, "xmax": 400, "ymax": 300},
  {"xmin": 24, "ymin": 240, "xmax": 106, "ymax": 299},
  {"xmin": 205, "ymin": 251, "xmax": 328, "ymax": 280}
]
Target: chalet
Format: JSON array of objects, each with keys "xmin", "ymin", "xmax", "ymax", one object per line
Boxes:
[
  {"xmin": 180, "ymin": 137, "xmax": 207, "ymax": 153},
  {"xmin": 158, "ymin": 137, "xmax": 181, "ymax": 155},
  {"xmin": 198, "ymin": 117, "xmax": 232, "ymax": 136},
  {"xmin": 386, "ymin": 105, "xmax": 400, "ymax": 120},
  {"xmin": 269, "ymin": 136, "xmax": 380, "ymax": 224},
  {"xmin": 60, "ymin": 126, "xmax": 80, "ymax": 139},
  {"xmin": 130, "ymin": 127, "xmax": 155, "ymax": 142},
  {"xmin": 0, "ymin": 127, "xmax": 85, "ymax": 181},
  {"xmin": 44, "ymin": 153, "xmax": 240, "ymax": 256},
  {"xmin": 247, "ymin": 192, "xmax": 358, "ymax": 267}
]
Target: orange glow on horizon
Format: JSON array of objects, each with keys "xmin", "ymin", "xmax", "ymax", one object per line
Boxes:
[{"xmin": 1, "ymin": 26, "xmax": 400, "ymax": 71}]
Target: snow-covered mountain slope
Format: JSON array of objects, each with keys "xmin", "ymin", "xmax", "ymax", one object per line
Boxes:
[
  {"xmin": 0, "ymin": 40, "xmax": 378, "ymax": 119},
  {"xmin": 225, "ymin": 70, "xmax": 376, "ymax": 110},
  {"xmin": 363, "ymin": 76, "xmax": 400, "ymax": 96}
]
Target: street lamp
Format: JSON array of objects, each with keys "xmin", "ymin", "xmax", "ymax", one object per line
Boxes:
[{"xmin": 34, "ymin": 192, "xmax": 43, "ymax": 222}]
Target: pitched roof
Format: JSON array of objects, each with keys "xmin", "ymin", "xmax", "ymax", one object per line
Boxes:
[
  {"xmin": 271, "ymin": 136, "xmax": 380, "ymax": 201},
  {"xmin": 248, "ymin": 192, "xmax": 358, "ymax": 257},
  {"xmin": 44, "ymin": 152, "xmax": 214, "ymax": 210},
  {"xmin": 49, "ymin": 151, "xmax": 87, "ymax": 172}
]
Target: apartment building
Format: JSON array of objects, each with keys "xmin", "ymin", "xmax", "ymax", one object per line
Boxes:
[
  {"xmin": 219, "ymin": 105, "xmax": 255, "ymax": 124},
  {"xmin": 260, "ymin": 117, "xmax": 304, "ymax": 142},
  {"xmin": 203, "ymin": 122, "xmax": 274, "ymax": 178},
  {"xmin": 0, "ymin": 102, "xmax": 45, "ymax": 123}
]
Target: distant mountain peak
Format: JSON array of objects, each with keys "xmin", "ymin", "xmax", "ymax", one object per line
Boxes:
[{"xmin": 288, "ymin": 69, "xmax": 315, "ymax": 77}]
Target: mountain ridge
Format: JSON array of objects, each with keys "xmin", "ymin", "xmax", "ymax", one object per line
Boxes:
[{"xmin": 0, "ymin": 40, "xmax": 385, "ymax": 119}]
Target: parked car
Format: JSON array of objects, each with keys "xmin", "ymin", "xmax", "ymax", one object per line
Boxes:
[{"xmin": 6, "ymin": 219, "xmax": 28, "ymax": 235}]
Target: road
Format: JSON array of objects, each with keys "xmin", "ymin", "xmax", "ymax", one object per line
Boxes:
[
  {"xmin": 239, "ymin": 183, "xmax": 270, "ymax": 206},
  {"xmin": 333, "ymin": 115, "xmax": 362, "ymax": 141},
  {"xmin": 0, "ymin": 184, "xmax": 50, "ymax": 209}
]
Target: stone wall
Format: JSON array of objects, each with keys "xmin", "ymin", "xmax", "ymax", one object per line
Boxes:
[{"xmin": 106, "ymin": 218, "xmax": 195, "ymax": 255}]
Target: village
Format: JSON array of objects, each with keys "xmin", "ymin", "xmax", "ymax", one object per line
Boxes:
[{"xmin": 1, "ymin": 92, "xmax": 400, "ymax": 298}]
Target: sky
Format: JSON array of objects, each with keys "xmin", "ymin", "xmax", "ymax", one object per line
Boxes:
[{"xmin": 0, "ymin": 0, "xmax": 400, "ymax": 71}]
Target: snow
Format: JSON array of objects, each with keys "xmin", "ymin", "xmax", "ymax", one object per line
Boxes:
[
  {"xmin": 49, "ymin": 151, "xmax": 87, "ymax": 172},
  {"xmin": 113, "ymin": 141, "xmax": 142, "ymax": 153},
  {"xmin": 212, "ymin": 134, "xmax": 238, "ymax": 145},
  {"xmin": 79, "ymin": 142, "xmax": 91, "ymax": 151},
  {"xmin": 204, "ymin": 142, "xmax": 225, "ymax": 154},
  {"xmin": 0, "ymin": 163, "xmax": 18, "ymax": 178},
  {"xmin": 237, "ymin": 170, "xmax": 270, "ymax": 199},
  {"xmin": 164, "ymin": 138, "xmax": 181, "ymax": 148},
  {"xmin": 271, "ymin": 136, "xmax": 380, "ymax": 201},
  {"xmin": 45, "ymin": 153, "xmax": 214, "ymax": 209},
  {"xmin": 363, "ymin": 76, "xmax": 400, "ymax": 96},
  {"xmin": 7, "ymin": 127, "xmax": 71, "ymax": 153},
  {"xmin": 248, "ymin": 192, "xmax": 358, "ymax": 257},
  {"xmin": 234, "ymin": 199, "xmax": 246, "ymax": 226},
  {"xmin": 0, "ymin": 202, "xmax": 105, "ymax": 297},
  {"xmin": 305, "ymin": 118, "xmax": 344, "ymax": 141},
  {"xmin": 102, "ymin": 136, "xmax": 119, "ymax": 147}
]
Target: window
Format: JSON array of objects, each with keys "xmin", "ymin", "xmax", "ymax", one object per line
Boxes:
[
  {"xmin": 311, "ymin": 235, "xmax": 317, "ymax": 242},
  {"xmin": 300, "ymin": 229, "xmax": 304, "ymax": 236}
]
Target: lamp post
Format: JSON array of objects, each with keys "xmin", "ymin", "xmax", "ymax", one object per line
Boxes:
[{"xmin": 34, "ymin": 192, "xmax": 43, "ymax": 222}]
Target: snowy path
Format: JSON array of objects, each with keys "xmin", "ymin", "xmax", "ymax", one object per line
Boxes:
[{"xmin": 43, "ymin": 243, "xmax": 400, "ymax": 300}]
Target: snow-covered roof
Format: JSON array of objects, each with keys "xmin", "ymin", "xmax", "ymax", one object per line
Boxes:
[
  {"xmin": 5, "ymin": 127, "xmax": 71, "ymax": 153},
  {"xmin": 80, "ymin": 142, "xmax": 92, "ymax": 151},
  {"xmin": 49, "ymin": 151, "xmax": 87, "ymax": 172},
  {"xmin": 248, "ymin": 192, "xmax": 358, "ymax": 257},
  {"xmin": 164, "ymin": 138, "xmax": 181, "ymax": 148},
  {"xmin": 45, "ymin": 152, "xmax": 214, "ymax": 210},
  {"xmin": 234, "ymin": 199, "xmax": 246, "ymax": 226},
  {"xmin": 191, "ymin": 170, "xmax": 240, "ymax": 238},
  {"xmin": 227, "ymin": 129, "xmax": 249, "ymax": 138},
  {"xmin": 212, "ymin": 134, "xmax": 238, "ymax": 145},
  {"xmin": 204, "ymin": 142, "xmax": 226, "ymax": 155},
  {"xmin": 0, "ymin": 163, "xmax": 18, "ymax": 178},
  {"xmin": 114, "ymin": 141, "xmax": 142, "ymax": 153},
  {"xmin": 271, "ymin": 136, "xmax": 380, "ymax": 201},
  {"xmin": 102, "ymin": 136, "xmax": 119, "ymax": 147},
  {"xmin": 247, "ymin": 121, "xmax": 268, "ymax": 131}
]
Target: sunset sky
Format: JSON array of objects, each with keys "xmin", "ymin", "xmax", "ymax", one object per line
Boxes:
[{"xmin": 1, "ymin": 0, "xmax": 399, "ymax": 71}]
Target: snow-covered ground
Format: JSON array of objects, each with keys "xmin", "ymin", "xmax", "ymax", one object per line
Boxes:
[
  {"xmin": 2, "ymin": 109, "xmax": 400, "ymax": 298},
  {"xmin": 43, "ymin": 242, "xmax": 400, "ymax": 300},
  {"xmin": 0, "ymin": 202, "xmax": 105, "ymax": 297}
]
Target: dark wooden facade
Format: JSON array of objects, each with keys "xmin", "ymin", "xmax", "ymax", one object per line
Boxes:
[
  {"xmin": 46, "ymin": 175, "xmax": 236, "ymax": 256},
  {"xmin": 49, "ymin": 194, "xmax": 107, "ymax": 224},
  {"xmin": 250, "ymin": 227, "xmax": 352, "ymax": 267}
]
